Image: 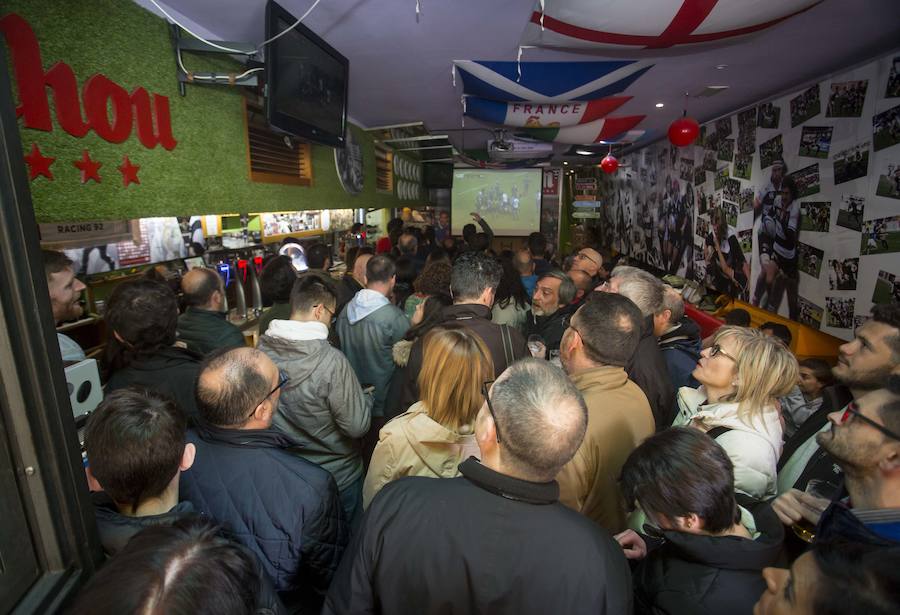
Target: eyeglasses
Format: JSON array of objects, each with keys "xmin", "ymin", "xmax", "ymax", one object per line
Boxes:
[
  {"xmin": 575, "ymin": 251, "xmax": 599, "ymax": 266},
  {"xmin": 839, "ymin": 401, "xmax": 900, "ymax": 442},
  {"xmin": 249, "ymin": 369, "xmax": 289, "ymax": 419},
  {"xmin": 482, "ymin": 380, "xmax": 501, "ymax": 443},
  {"xmin": 318, "ymin": 303, "xmax": 335, "ymax": 323},
  {"xmin": 709, "ymin": 344, "xmax": 737, "ymax": 362}
]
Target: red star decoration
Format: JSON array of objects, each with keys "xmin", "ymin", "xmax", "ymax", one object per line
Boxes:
[
  {"xmin": 24, "ymin": 143, "xmax": 55, "ymax": 181},
  {"xmin": 73, "ymin": 150, "xmax": 102, "ymax": 184},
  {"xmin": 117, "ymin": 155, "xmax": 141, "ymax": 188}
]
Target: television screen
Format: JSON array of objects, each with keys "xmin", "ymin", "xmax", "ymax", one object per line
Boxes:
[
  {"xmin": 265, "ymin": 0, "xmax": 349, "ymax": 148},
  {"xmin": 451, "ymin": 169, "xmax": 542, "ymax": 236}
]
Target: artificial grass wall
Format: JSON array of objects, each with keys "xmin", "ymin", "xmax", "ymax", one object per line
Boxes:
[{"xmin": 3, "ymin": 0, "xmax": 403, "ymax": 223}]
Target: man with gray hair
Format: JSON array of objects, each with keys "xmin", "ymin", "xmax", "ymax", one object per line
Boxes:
[
  {"xmin": 396, "ymin": 251, "xmax": 528, "ymax": 412},
  {"xmin": 604, "ymin": 265, "xmax": 676, "ymax": 429},
  {"xmin": 654, "ymin": 285, "xmax": 702, "ymax": 390},
  {"xmin": 324, "ymin": 359, "xmax": 631, "ymax": 615},
  {"xmin": 524, "ymin": 270, "xmax": 577, "ymax": 355}
]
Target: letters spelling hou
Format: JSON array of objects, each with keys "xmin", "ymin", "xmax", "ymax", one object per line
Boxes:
[{"xmin": 0, "ymin": 13, "xmax": 178, "ymax": 150}]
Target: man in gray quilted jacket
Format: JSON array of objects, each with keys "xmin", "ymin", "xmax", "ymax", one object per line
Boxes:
[{"xmin": 258, "ymin": 272, "xmax": 370, "ymax": 525}]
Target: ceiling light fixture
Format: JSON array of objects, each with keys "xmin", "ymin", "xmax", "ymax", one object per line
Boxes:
[
  {"xmin": 655, "ymin": 102, "xmax": 664, "ymax": 108},
  {"xmin": 575, "ymin": 149, "xmax": 594, "ymax": 155},
  {"xmin": 715, "ymin": 64, "xmax": 728, "ymax": 70},
  {"xmin": 563, "ymin": 161, "xmax": 568, "ymax": 165}
]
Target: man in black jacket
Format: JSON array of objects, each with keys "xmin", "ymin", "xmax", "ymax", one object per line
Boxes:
[
  {"xmin": 605, "ymin": 266, "xmax": 676, "ymax": 429},
  {"xmin": 180, "ymin": 347, "xmax": 347, "ymax": 613},
  {"xmin": 395, "ymin": 251, "xmax": 529, "ymax": 414},
  {"xmin": 105, "ymin": 279, "xmax": 203, "ymax": 419},
  {"xmin": 176, "ymin": 267, "xmax": 245, "ymax": 356},
  {"xmin": 324, "ymin": 359, "xmax": 631, "ymax": 615},
  {"xmin": 523, "ymin": 270, "xmax": 576, "ymax": 355},
  {"xmin": 84, "ymin": 387, "xmax": 197, "ymax": 556}
]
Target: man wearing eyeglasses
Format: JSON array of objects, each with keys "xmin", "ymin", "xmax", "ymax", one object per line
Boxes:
[
  {"xmin": 258, "ymin": 272, "xmax": 370, "ymax": 526},
  {"xmin": 812, "ymin": 382, "xmax": 900, "ymax": 546},
  {"xmin": 772, "ymin": 304, "xmax": 900, "ymax": 542},
  {"xmin": 571, "ymin": 247, "xmax": 603, "ymax": 280},
  {"xmin": 180, "ymin": 347, "xmax": 347, "ymax": 611}
]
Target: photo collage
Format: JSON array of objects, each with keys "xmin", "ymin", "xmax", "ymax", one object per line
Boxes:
[{"xmin": 592, "ymin": 51, "xmax": 900, "ymax": 340}]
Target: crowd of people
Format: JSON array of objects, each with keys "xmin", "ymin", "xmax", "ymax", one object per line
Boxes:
[{"xmin": 40, "ymin": 213, "xmax": 900, "ymax": 614}]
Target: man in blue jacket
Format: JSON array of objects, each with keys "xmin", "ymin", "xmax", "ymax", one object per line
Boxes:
[
  {"xmin": 336, "ymin": 255, "xmax": 409, "ymax": 459},
  {"xmin": 180, "ymin": 347, "xmax": 347, "ymax": 613}
]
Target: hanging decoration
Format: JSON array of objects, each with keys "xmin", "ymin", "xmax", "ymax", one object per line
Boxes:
[
  {"xmin": 600, "ymin": 146, "xmax": 619, "ymax": 173},
  {"xmin": 519, "ymin": 0, "xmax": 822, "ymax": 51},
  {"xmin": 668, "ymin": 93, "xmax": 700, "ymax": 147},
  {"xmin": 464, "ymin": 96, "xmax": 631, "ymax": 128}
]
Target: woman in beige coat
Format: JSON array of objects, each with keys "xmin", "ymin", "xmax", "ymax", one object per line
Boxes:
[{"xmin": 363, "ymin": 323, "xmax": 494, "ymax": 508}]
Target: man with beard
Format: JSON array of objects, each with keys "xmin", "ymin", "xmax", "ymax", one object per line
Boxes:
[
  {"xmin": 43, "ymin": 250, "xmax": 88, "ymax": 362},
  {"xmin": 772, "ymin": 304, "xmax": 900, "ymax": 534},
  {"xmin": 523, "ymin": 271, "xmax": 577, "ymax": 355},
  {"xmin": 811, "ymin": 382, "xmax": 900, "ymax": 546}
]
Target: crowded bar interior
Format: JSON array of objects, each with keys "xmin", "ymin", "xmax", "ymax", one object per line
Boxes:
[{"xmin": 1, "ymin": 0, "xmax": 900, "ymax": 613}]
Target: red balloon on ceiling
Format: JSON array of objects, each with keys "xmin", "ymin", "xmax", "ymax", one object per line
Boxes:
[
  {"xmin": 668, "ymin": 116, "xmax": 700, "ymax": 147},
  {"xmin": 600, "ymin": 154, "xmax": 619, "ymax": 173}
]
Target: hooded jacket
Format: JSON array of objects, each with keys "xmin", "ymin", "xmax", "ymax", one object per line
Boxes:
[
  {"xmin": 657, "ymin": 316, "xmax": 701, "ymax": 390},
  {"xmin": 633, "ymin": 498, "xmax": 784, "ymax": 615},
  {"xmin": 257, "ymin": 320, "xmax": 370, "ymax": 492},
  {"xmin": 395, "ymin": 304, "xmax": 529, "ymax": 414},
  {"xmin": 336, "ymin": 289, "xmax": 410, "ymax": 417},
  {"xmin": 176, "ymin": 307, "xmax": 245, "ymax": 356},
  {"xmin": 557, "ymin": 365, "xmax": 655, "ymax": 533},
  {"xmin": 362, "ymin": 402, "xmax": 479, "ymax": 508},
  {"xmin": 675, "ymin": 386, "xmax": 783, "ymax": 500},
  {"xmin": 180, "ymin": 421, "xmax": 347, "ymax": 610},
  {"xmin": 105, "ymin": 346, "xmax": 203, "ymax": 419}
]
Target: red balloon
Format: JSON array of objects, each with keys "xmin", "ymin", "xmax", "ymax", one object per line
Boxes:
[
  {"xmin": 668, "ymin": 116, "xmax": 700, "ymax": 147},
  {"xmin": 600, "ymin": 154, "xmax": 619, "ymax": 173}
]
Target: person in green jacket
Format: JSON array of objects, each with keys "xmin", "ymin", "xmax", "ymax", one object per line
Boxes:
[{"xmin": 176, "ymin": 268, "xmax": 245, "ymax": 356}]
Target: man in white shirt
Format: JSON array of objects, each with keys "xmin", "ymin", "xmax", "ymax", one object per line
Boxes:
[{"xmin": 43, "ymin": 250, "xmax": 87, "ymax": 362}]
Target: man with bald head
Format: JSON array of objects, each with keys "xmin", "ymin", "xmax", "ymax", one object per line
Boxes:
[
  {"xmin": 571, "ymin": 247, "xmax": 603, "ymax": 279},
  {"xmin": 325, "ymin": 359, "xmax": 631, "ymax": 614},
  {"xmin": 176, "ymin": 267, "xmax": 245, "ymax": 355},
  {"xmin": 180, "ymin": 347, "xmax": 346, "ymax": 610}
]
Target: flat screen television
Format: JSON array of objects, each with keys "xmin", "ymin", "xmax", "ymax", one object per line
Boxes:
[{"xmin": 265, "ymin": 0, "xmax": 349, "ymax": 148}]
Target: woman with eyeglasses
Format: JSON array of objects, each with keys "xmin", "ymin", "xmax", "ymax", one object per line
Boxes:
[
  {"xmin": 363, "ymin": 323, "xmax": 493, "ymax": 508},
  {"xmin": 673, "ymin": 326, "xmax": 799, "ymax": 500}
]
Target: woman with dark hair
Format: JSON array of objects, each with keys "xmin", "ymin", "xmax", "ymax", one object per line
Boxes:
[
  {"xmin": 257, "ymin": 255, "xmax": 297, "ymax": 336},
  {"xmin": 755, "ymin": 540, "xmax": 900, "ymax": 615},
  {"xmin": 68, "ymin": 519, "xmax": 278, "ymax": 615},
  {"xmin": 403, "ymin": 260, "xmax": 451, "ymax": 318},
  {"xmin": 615, "ymin": 427, "xmax": 783, "ymax": 615},
  {"xmin": 105, "ymin": 279, "xmax": 202, "ymax": 418},
  {"xmin": 391, "ymin": 256, "xmax": 417, "ymax": 311},
  {"xmin": 491, "ymin": 256, "xmax": 530, "ymax": 332}
]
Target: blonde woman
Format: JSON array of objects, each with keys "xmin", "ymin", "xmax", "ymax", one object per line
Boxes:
[
  {"xmin": 673, "ymin": 326, "xmax": 798, "ymax": 500},
  {"xmin": 363, "ymin": 323, "xmax": 494, "ymax": 508}
]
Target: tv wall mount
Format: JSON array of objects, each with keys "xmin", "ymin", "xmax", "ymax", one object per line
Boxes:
[{"xmin": 170, "ymin": 25, "xmax": 264, "ymax": 96}]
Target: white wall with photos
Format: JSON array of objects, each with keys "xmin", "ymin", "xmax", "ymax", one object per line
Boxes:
[{"xmin": 593, "ymin": 49, "xmax": 900, "ymax": 341}]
